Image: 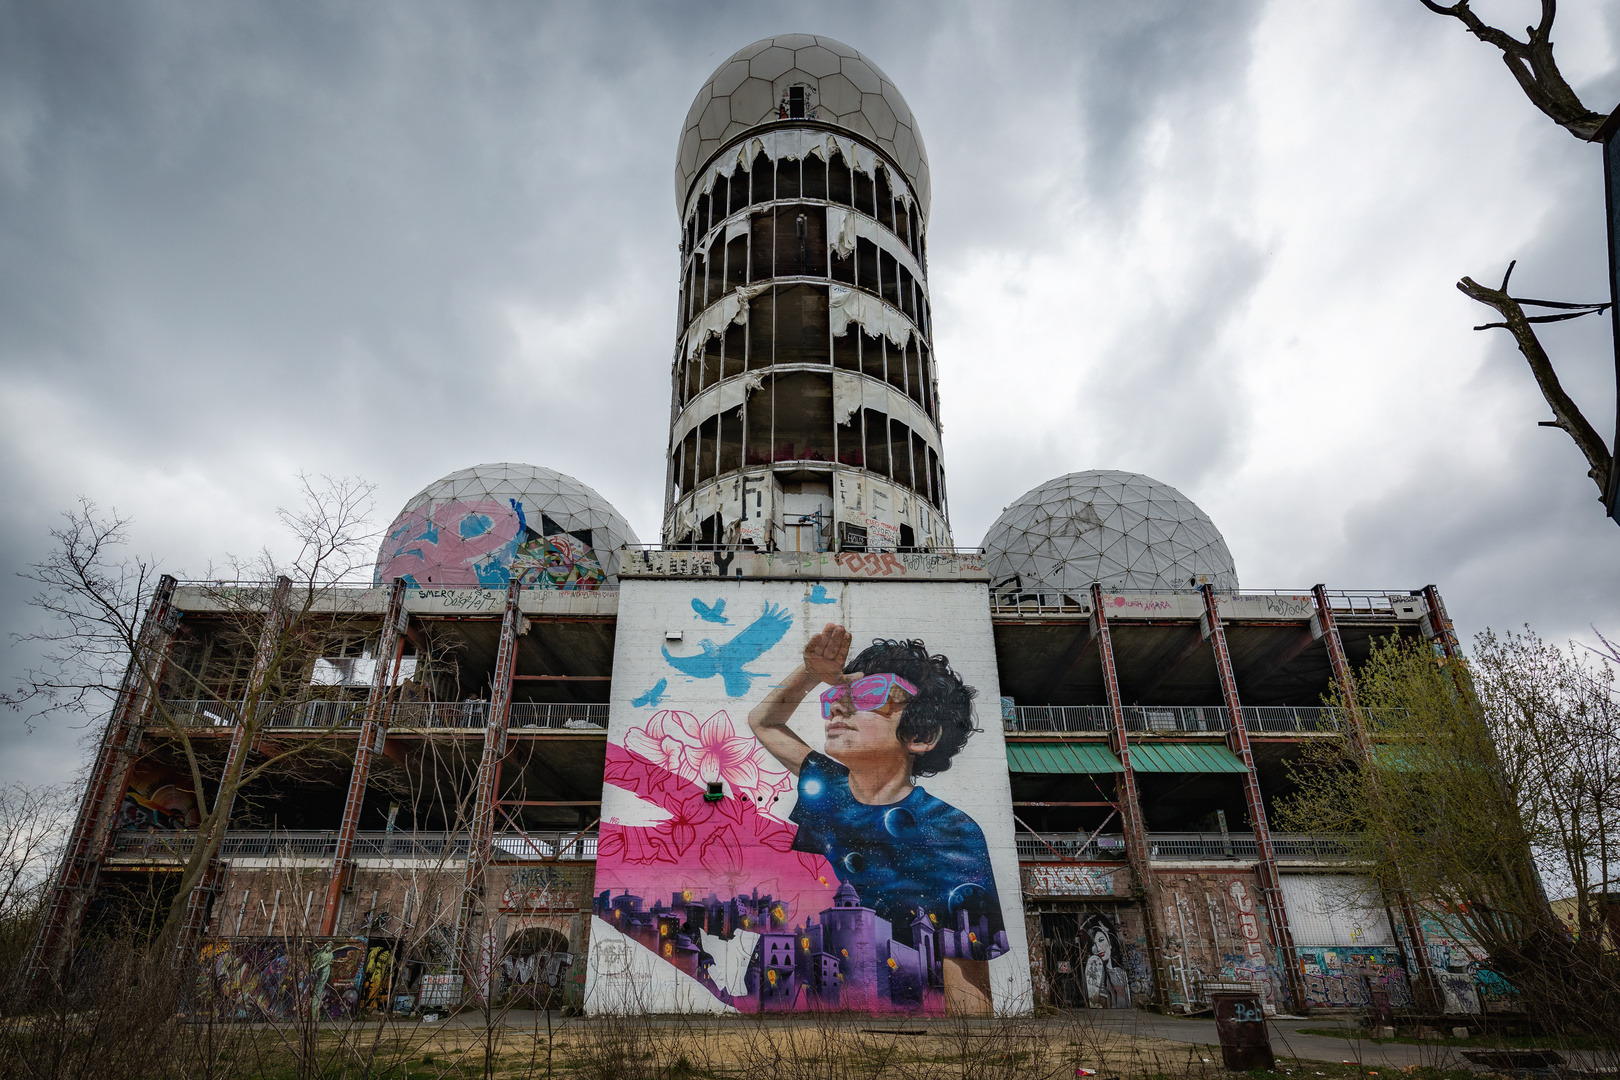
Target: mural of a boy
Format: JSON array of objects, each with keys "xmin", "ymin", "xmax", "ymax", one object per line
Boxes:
[{"xmin": 747, "ymin": 622, "xmax": 1008, "ymax": 964}]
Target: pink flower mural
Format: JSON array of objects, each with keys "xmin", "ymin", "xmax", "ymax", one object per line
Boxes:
[{"xmin": 620, "ymin": 710, "xmax": 791, "ymax": 812}]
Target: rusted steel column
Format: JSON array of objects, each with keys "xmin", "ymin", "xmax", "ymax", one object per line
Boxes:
[
  {"xmin": 1312, "ymin": 583, "xmax": 1443, "ymax": 1014},
  {"xmin": 173, "ymin": 575, "xmax": 293, "ymax": 963},
  {"xmin": 453, "ymin": 579, "xmax": 524, "ymax": 995},
  {"xmin": 1200, "ymin": 585, "xmax": 1307, "ymax": 1014},
  {"xmin": 1420, "ymin": 584, "xmax": 1460, "ymax": 659},
  {"xmin": 1090, "ymin": 582, "xmax": 1172, "ymax": 1008},
  {"xmin": 28, "ymin": 575, "xmax": 179, "ymax": 985},
  {"xmin": 319, "ymin": 578, "xmax": 411, "ymax": 935}
]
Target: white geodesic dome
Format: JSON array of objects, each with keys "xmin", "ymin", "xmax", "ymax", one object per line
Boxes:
[
  {"xmin": 676, "ymin": 34, "xmax": 931, "ymax": 216},
  {"xmin": 375, "ymin": 463, "xmax": 640, "ymax": 589},
  {"xmin": 982, "ymin": 471, "xmax": 1238, "ymax": 593}
]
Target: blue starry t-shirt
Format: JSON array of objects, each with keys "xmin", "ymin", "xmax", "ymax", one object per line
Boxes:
[{"xmin": 789, "ymin": 751, "xmax": 1004, "ymax": 941}]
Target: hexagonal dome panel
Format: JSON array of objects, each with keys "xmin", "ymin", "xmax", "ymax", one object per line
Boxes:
[
  {"xmin": 674, "ymin": 34, "xmax": 931, "ymax": 218},
  {"xmin": 375, "ymin": 463, "xmax": 641, "ymax": 589},
  {"xmin": 982, "ymin": 471, "xmax": 1239, "ymax": 594}
]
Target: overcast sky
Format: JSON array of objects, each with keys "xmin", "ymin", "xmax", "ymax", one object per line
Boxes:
[{"xmin": 3, "ymin": 1, "xmax": 1619, "ymax": 788}]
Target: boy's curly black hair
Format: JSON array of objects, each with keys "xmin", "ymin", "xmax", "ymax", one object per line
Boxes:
[{"xmin": 844, "ymin": 638, "xmax": 978, "ymax": 777}]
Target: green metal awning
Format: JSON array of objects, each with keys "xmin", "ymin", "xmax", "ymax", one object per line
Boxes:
[
  {"xmin": 1006, "ymin": 742, "xmax": 1124, "ymax": 774},
  {"xmin": 1126, "ymin": 742, "xmax": 1249, "ymax": 773}
]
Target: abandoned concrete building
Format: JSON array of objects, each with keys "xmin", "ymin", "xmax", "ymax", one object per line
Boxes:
[{"xmin": 32, "ymin": 34, "xmax": 1490, "ymax": 1019}]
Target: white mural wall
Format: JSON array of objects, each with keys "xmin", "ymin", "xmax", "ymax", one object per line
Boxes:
[{"xmin": 585, "ymin": 576, "xmax": 1031, "ymax": 1015}]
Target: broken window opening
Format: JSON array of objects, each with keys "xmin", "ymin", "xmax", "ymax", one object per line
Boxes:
[
  {"xmin": 918, "ymin": 341, "xmax": 934, "ymax": 419},
  {"xmin": 722, "ymin": 322, "xmax": 746, "ymax": 381},
  {"xmin": 681, "ymin": 261, "xmax": 694, "ymax": 327},
  {"xmin": 859, "ymin": 327, "xmax": 885, "ymax": 383},
  {"xmin": 884, "ymin": 336, "xmax": 907, "ymax": 398},
  {"xmin": 862, "ymin": 408, "xmax": 891, "ymax": 481},
  {"xmin": 832, "ymin": 324, "xmax": 859, "ymax": 372},
  {"xmin": 788, "ymin": 84, "xmax": 807, "ymax": 119},
  {"xmin": 904, "ymin": 335, "xmax": 924, "ymax": 407},
  {"xmin": 927, "ymin": 446, "xmax": 940, "ymax": 508},
  {"xmin": 747, "ymin": 287, "xmax": 774, "ymax": 369},
  {"xmin": 856, "ymin": 237, "xmax": 879, "ymax": 296},
  {"xmin": 745, "ymin": 378, "xmax": 772, "ymax": 466},
  {"xmin": 774, "ymin": 204, "xmax": 825, "ymax": 278},
  {"xmin": 895, "ymin": 201, "xmax": 910, "ymax": 256},
  {"xmin": 772, "ymin": 283, "xmax": 829, "ymax": 367},
  {"xmin": 717, "ymin": 406, "xmax": 743, "ymax": 476},
  {"xmin": 830, "ymin": 247, "xmax": 854, "ymax": 286},
  {"xmin": 725, "ymin": 234, "xmax": 748, "ymax": 292},
  {"xmin": 838, "ymin": 410, "xmax": 865, "ymax": 467},
  {"xmin": 879, "ymin": 250, "xmax": 901, "ymax": 309},
  {"xmin": 695, "ymin": 513, "xmax": 720, "ymax": 548},
  {"xmin": 803, "ymin": 153, "xmax": 827, "ymax": 200},
  {"xmin": 703, "ymin": 238, "xmax": 722, "ymax": 310},
  {"xmin": 696, "ymin": 415, "xmax": 719, "ymax": 484},
  {"xmin": 828, "ymin": 150, "xmax": 852, "ymax": 207},
  {"xmin": 771, "ymin": 371, "xmax": 834, "ymax": 463},
  {"xmin": 876, "ymin": 168, "xmax": 896, "ymax": 233},
  {"xmin": 685, "ymin": 212, "xmax": 697, "ymax": 258},
  {"xmin": 898, "ymin": 266, "xmax": 916, "ymax": 323},
  {"xmin": 709, "ymin": 177, "xmax": 727, "ymax": 233},
  {"xmin": 853, "ymin": 168, "xmax": 875, "ymax": 219},
  {"xmin": 776, "ymin": 157, "xmax": 801, "ymax": 201},
  {"xmin": 751, "ymin": 151, "xmax": 773, "ymax": 206},
  {"xmin": 749, "ymin": 210, "xmax": 773, "ymax": 282},
  {"xmin": 696, "ymin": 192, "xmax": 711, "ymax": 240},
  {"xmin": 889, "ymin": 418, "xmax": 914, "ymax": 491},
  {"xmin": 898, "ymin": 523, "xmax": 916, "ymax": 551},
  {"xmin": 681, "ymin": 429, "xmax": 698, "ymax": 492},
  {"xmin": 909, "ymin": 430, "xmax": 928, "ymax": 502},
  {"xmin": 700, "ymin": 334, "xmax": 722, "ymax": 394}
]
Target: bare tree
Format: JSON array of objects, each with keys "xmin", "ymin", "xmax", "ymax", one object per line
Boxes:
[
  {"xmin": 7, "ymin": 475, "xmax": 389, "ymax": 953},
  {"xmin": 1420, "ymin": 1, "xmax": 1617, "ymax": 511}
]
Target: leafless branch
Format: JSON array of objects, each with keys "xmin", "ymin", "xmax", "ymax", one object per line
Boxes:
[
  {"xmin": 1420, "ymin": 0, "xmax": 1609, "ymax": 140},
  {"xmin": 1458, "ymin": 261, "xmax": 1613, "ymax": 497}
]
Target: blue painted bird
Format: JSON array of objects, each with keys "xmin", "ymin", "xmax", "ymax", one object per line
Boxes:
[
  {"xmin": 632, "ymin": 678, "xmax": 668, "ymax": 708},
  {"xmin": 691, "ymin": 597, "xmax": 729, "ymax": 623},
  {"xmin": 804, "ymin": 584, "xmax": 837, "ymax": 604},
  {"xmin": 661, "ymin": 603, "xmax": 793, "ymax": 697}
]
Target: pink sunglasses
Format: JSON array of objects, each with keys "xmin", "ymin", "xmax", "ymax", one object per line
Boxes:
[{"xmin": 819, "ymin": 673, "xmax": 918, "ymax": 717}]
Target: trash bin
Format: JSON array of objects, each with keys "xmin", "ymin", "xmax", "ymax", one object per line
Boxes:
[{"xmin": 1208, "ymin": 983, "xmax": 1274, "ymax": 1071}]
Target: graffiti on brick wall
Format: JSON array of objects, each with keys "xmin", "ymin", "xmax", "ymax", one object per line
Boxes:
[
  {"xmin": 1157, "ymin": 875, "xmax": 1283, "ymax": 1008},
  {"xmin": 198, "ymin": 937, "xmax": 367, "ymax": 1020},
  {"xmin": 1297, "ymin": 946, "xmax": 1412, "ymax": 1008},
  {"xmin": 1022, "ymin": 865, "xmax": 1118, "ymax": 897},
  {"xmin": 502, "ymin": 865, "xmax": 591, "ymax": 912},
  {"xmin": 589, "ymin": 580, "xmax": 1027, "ymax": 1015},
  {"xmin": 1411, "ymin": 909, "xmax": 1519, "ymax": 1015}
]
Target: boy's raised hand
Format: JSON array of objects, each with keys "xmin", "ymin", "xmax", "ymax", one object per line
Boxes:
[{"xmin": 803, "ymin": 622, "xmax": 852, "ymax": 685}]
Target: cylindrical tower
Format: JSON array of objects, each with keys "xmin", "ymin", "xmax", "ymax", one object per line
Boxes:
[{"xmin": 664, "ymin": 34, "xmax": 949, "ymax": 553}]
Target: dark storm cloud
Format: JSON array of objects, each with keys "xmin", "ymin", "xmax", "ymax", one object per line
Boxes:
[{"xmin": 2, "ymin": 0, "xmax": 1617, "ymax": 786}]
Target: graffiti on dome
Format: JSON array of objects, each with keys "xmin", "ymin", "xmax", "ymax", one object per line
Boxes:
[{"xmin": 377, "ymin": 499, "xmax": 606, "ymax": 589}]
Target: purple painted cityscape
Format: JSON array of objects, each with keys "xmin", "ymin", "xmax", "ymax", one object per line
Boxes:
[{"xmin": 594, "ymin": 878, "xmax": 1008, "ymax": 1012}]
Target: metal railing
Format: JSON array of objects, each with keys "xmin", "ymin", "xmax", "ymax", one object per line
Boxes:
[
  {"xmin": 989, "ymin": 591, "xmax": 1090, "ymax": 615},
  {"xmin": 155, "ymin": 699, "xmax": 611, "ymax": 731},
  {"xmin": 1015, "ymin": 833, "xmax": 1127, "ymax": 860},
  {"xmin": 109, "ymin": 829, "xmax": 599, "ymax": 862},
  {"xmin": 1004, "ymin": 704, "xmax": 1347, "ymax": 734},
  {"xmin": 508, "ymin": 703, "xmax": 608, "ymax": 729},
  {"xmin": 1015, "ymin": 831, "xmax": 1354, "ymax": 862},
  {"xmin": 1146, "ymin": 832, "xmax": 1355, "ymax": 861}
]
